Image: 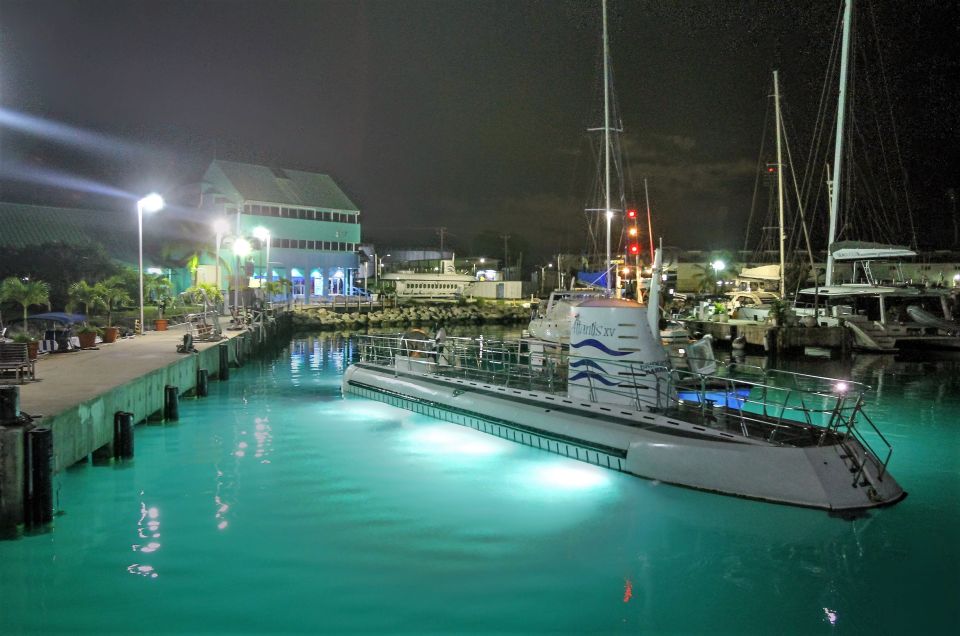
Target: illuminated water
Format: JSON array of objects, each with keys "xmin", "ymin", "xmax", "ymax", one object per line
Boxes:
[{"xmin": 1, "ymin": 336, "xmax": 957, "ymax": 634}]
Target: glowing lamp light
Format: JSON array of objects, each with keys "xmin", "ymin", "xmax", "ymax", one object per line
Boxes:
[
  {"xmin": 626, "ymin": 208, "xmax": 638, "ymax": 219},
  {"xmin": 252, "ymin": 226, "xmax": 270, "ymax": 241},
  {"xmin": 711, "ymin": 260, "xmax": 726, "ymax": 272},
  {"xmin": 628, "ymin": 244, "xmax": 640, "ymax": 255},
  {"xmin": 622, "ymin": 267, "xmax": 630, "ymax": 276},
  {"xmin": 138, "ymin": 193, "xmax": 164, "ymax": 213},
  {"xmin": 953, "ymin": 273, "xmax": 960, "ymax": 282},
  {"xmin": 146, "ymin": 267, "xmax": 163, "ymax": 275},
  {"xmin": 606, "ymin": 209, "xmax": 614, "ymax": 220},
  {"xmin": 213, "ymin": 218, "xmax": 230, "ymax": 234},
  {"xmin": 834, "ymin": 381, "xmax": 849, "ymax": 394},
  {"xmin": 628, "ymin": 227, "xmax": 638, "ymax": 237},
  {"xmin": 233, "ymin": 237, "xmax": 252, "ymax": 257}
]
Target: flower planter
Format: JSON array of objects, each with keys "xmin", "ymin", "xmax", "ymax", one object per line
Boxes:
[
  {"xmin": 77, "ymin": 332, "xmax": 97, "ymax": 349},
  {"xmin": 154, "ymin": 319, "xmax": 169, "ymax": 331},
  {"xmin": 102, "ymin": 326, "xmax": 119, "ymax": 343}
]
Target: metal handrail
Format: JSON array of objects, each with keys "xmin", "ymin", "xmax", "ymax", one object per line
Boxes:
[{"xmin": 353, "ymin": 334, "xmax": 884, "ymax": 450}]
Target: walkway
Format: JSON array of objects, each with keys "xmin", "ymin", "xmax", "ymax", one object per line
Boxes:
[{"xmin": 11, "ymin": 325, "xmax": 239, "ymax": 419}]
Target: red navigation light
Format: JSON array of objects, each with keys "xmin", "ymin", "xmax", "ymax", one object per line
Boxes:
[
  {"xmin": 628, "ymin": 243, "xmax": 640, "ymax": 255},
  {"xmin": 626, "ymin": 208, "xmax": 638, "ymax": 219},
  {"xmin": 766, "ymin": 165, "xmax": 776, "ymax": 173}
]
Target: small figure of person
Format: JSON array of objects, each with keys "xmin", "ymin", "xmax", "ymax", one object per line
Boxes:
[{"xmin": 434, "ymin": 322, "xmax": 448, "ymax": 366}]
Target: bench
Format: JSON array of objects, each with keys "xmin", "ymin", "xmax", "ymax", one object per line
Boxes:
[{"xmin": 0, "ymin": 342, "xmax": 35, "ymax": 383}]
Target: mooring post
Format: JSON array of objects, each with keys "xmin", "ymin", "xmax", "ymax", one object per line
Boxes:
[
  {"xmin": 197, "ymin": 368, "xmax": 209, "ymax": 397},
  {"xmin": 164, "ymin": 385, "xmax": 180, "ymax": 422},
  {"xmin": 218, "ymin": 342, "xmax": 229, "ymax": 380},
  {"xmin": 113, "ymin": 411, "xmax": 134, "ymax": 459},
  {"xmin": 27, "ymin": 427, "xmax": 54, "ymax": 527}
]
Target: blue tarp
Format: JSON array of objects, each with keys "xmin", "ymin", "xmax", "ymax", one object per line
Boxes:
[
  {"xmin": 677, "ymin": 389, "xmax": 751, "ymax": 409},
  {"xmin": 576, "ymin": 270, "xmax": 608, "ymax": 288}
]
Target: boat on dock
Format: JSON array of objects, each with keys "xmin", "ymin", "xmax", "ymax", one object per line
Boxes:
[{"xmin": 342, "ymin": 296, "xmax": 905, "ymax": 511}]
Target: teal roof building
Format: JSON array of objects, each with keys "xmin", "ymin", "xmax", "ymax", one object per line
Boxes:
[{"xmin": 200, "ymin": 160, "xmax": 363, "ymax": 297}]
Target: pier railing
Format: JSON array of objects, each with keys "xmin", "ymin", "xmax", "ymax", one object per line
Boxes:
[{"xmin": 353, "ymin": 333, "xmax": 893, "ymax": 467}]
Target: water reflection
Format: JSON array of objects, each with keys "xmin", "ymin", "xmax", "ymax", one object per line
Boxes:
[{"xmin": 128, "ymin": 497, "xmax": 160, "ymax": 578}]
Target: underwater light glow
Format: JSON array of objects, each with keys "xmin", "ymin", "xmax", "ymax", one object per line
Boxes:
[
  {"xmin": 408, "ymin": 427, "xmax": 506, "ymax": 456},
  {"xmin": 531, "ymin": 462, "xmax": 610, "ymax": 490}
]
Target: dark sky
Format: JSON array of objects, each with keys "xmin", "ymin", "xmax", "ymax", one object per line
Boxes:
[{"xmin": 1, "ymin": 0, "xmax": 956, "ymax": 263}]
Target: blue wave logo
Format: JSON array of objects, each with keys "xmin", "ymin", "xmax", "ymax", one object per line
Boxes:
[
  {"xmin": 570, "ymin": 359, "xmax": 608, "ymax": 371},
  {"xmin": 571, "ymin": 339, "xmax": 630, "ymax": 356},
  {"xmin": 569, "ymin": 371, "xmax": 620, "ymax": 386}
]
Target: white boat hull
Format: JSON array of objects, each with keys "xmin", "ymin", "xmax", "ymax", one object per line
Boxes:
[{"xmin": 343, "ymin": 361, "xmax": 905, "ymax": 511}]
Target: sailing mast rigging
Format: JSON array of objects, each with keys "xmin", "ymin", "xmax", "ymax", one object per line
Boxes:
[{"xmin": 825, "ymin": 0, "xmax": 853, "ymax": 287}]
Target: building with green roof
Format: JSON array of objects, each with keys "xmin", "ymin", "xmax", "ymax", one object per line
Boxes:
[{"xmin": 199, "ymin": 160, "xmax": 362, "ymax": 298}]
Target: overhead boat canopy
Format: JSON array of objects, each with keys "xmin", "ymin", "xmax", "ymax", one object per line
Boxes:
[
  {"xmin": 830, "ymin": 240, "xmax": 916, "ymax": 261},
  {"xmin": 737, "ymin": 265, "xmax": 780, "ymax": 282}
]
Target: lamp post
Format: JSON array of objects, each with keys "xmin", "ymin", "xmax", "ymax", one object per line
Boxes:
[
  {"xmin": 137, "ymin": 193, "xmax": 164, "ymax": 335},
  {"xmin": 712, "ymin": 259, "xmax": 725, "ymax": 293},
  {"xmin": 233, "ymin": 237, "xmax": 251, "ymax": 312},
  {"xmin": 213, "ymin": 218, "xmax": 230, "ymax": 301},
  {"xmin": 252, "ymin": 226, "xmax": 270, "ymax": 287}
]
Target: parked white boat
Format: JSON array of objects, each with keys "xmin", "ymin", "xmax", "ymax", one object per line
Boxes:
[
  {"xmin": 342, "ymin": 292, "xmax": 905, "ymax": 511},
  {"xmin": 380, "ymin": 259, "xmax": 476, "ymax": 301}
]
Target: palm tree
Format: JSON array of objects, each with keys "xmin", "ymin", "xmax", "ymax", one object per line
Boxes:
[
  {"xmin": 144, "ymin": 274, "xmax": 173, "ymax": 318},
  {"xmin": 67, "ymin": 280, "xmax": 107, "ymax": 320},
  {"xmin": 0, "ymin": 277, "xmax": 51, "ymax": 329},
  {"xmin": 99, "ymin": 277, "xmax": 133, "ymax": 327}
]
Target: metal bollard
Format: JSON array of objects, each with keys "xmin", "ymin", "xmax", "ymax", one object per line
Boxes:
[
  {"xmin": 197, "ymin": 369, "xmax": 209, "ymax": 397},
  {"xmin": 164, "ymin": 385, "xmax": 180, "ymax": 421},
  {"xmin": 218, "ymin": 343, "xmax": 229, "ymax": 380},
  {"xmin": 113, "ymin": 411, "xmax": 135, "ymax": 459},
  {"xmin": 27, "ymin": 427, "xmax": 54, "ymax": 527}
]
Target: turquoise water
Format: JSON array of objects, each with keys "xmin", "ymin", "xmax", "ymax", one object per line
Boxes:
[{"xmin": 1, "ymin": 336, "xmax": 957, "ymax": 634}]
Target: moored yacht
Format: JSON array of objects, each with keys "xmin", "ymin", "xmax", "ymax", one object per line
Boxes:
[{"xmin": 342, "ymin": 285, "xmax": 905, "ymax": 511}]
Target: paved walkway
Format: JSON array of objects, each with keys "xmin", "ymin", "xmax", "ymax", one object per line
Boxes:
[{"xmin": 8, "ymin": 325, "xmax": 239, "ymax": 419}]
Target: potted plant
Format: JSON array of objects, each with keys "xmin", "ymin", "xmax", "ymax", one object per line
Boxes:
[
  {"xmin": 11, "ymin": 332, "xmax": 39, "ymax": 361},
  {"xmin": 76, "ymin": 325, "xmax": 102, "ymax": 349},
  {"xmin": 145, "ymin": 275, "xmax": 173, "ymax": 331},
  {"xmin": 99, "ymin": 276, "xmax": 132, "ymax": 343},
  {"xmin": 767, "ymin": 299, "xmax": 788, "ymax": 327},
  {"xmin": 713, "ymin": 301, "xmax": 729, "ymax": 323}
]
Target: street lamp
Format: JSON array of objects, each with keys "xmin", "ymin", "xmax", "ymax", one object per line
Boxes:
[
  {"xmin": 253, "ymin": 226, "xmax": 271, "ymax": 287},
  {"xmin": 137, "ymin": 193, "xmax": 164, "ymax": 335},
  {"xmin": 712, "ymin": 260, "xmax": 725, "ymax": 292},
  {"xmin": 233, "ymin": 237, "xmax": 251, "ymax": 311},
  {"xmin": 213, "ymin": 218, "xmax": 230, "ymax": 300}
]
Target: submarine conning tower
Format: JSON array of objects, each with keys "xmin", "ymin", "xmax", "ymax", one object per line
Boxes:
[{"xmin": 567, "ymin": 298, "xmax": 673, "ymax": 408}]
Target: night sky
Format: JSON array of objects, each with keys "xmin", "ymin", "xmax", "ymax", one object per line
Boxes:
[{"xmin": 1, "ymin": 0, "xmax": 956, "ymax": 264}]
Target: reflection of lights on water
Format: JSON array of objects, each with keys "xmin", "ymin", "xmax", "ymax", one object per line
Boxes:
[
  {"xmin": 823, "ymin": 607, "xmax": 838, "ymax": 625},
  {"xmin": 131, "ymin": 500, "xmax": 162, "ymax": 576},
  {"xmin": 623, "ymin": 579, "xmax": 633, "ymax": 603},
  {"xmin": 530, "ymin": 462, "xmax": 610, "ymax": 490},
  {"xmin": 407, "ymin": 426, "xmax": 508, "ymax": 456},
  {"xmin": 127, "ymin": 563, "xmax": 159, "ymax": 579}
]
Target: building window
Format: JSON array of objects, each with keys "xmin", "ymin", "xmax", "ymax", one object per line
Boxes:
[
  {"xmin": 307, "ymin": 240, "xmax": 315, "ymax": 250},
  {"xmin": 308, "ymin": 210, "xmax": 316, "ymax": 220},
  {"xmin": 281, "ymin": 239, "xmax": 291, "ymax": 248},
  {"xmin": 271, "ymin": 237, "xmax": 280, "ymax": 248},
  {"xmin": 270, "ymin": 206, "xmax": 279, "ymax": 217},
  {"xmin": 298, "ymin": 239, "xmax": 306, "ymax": 249}
]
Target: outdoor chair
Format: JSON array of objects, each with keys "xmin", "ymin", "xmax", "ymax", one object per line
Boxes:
[{"xmin": 0, "ymin": 342, "xmax": 35, "ymax": 383}]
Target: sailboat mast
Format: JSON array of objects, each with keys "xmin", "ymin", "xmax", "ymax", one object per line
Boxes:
[
  {"xmin": 602, "ymin": 0, "xmax": 612, "ymax": 291},
  {"xmin": 826, "ymin": 0, "xmax": 853, "ymax": 287},
  {"xmin": 773, "ymin": 70, "xmax": 786, "ymax": 295},
  {"xmin": 644, "ymin": 177, "xmax": 654, "ymax": 264}
]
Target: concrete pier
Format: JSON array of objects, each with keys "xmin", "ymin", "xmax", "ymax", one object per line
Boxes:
[{"xmin": 0, "ymin": 317, "xmax": 289, "ymax": 530}]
